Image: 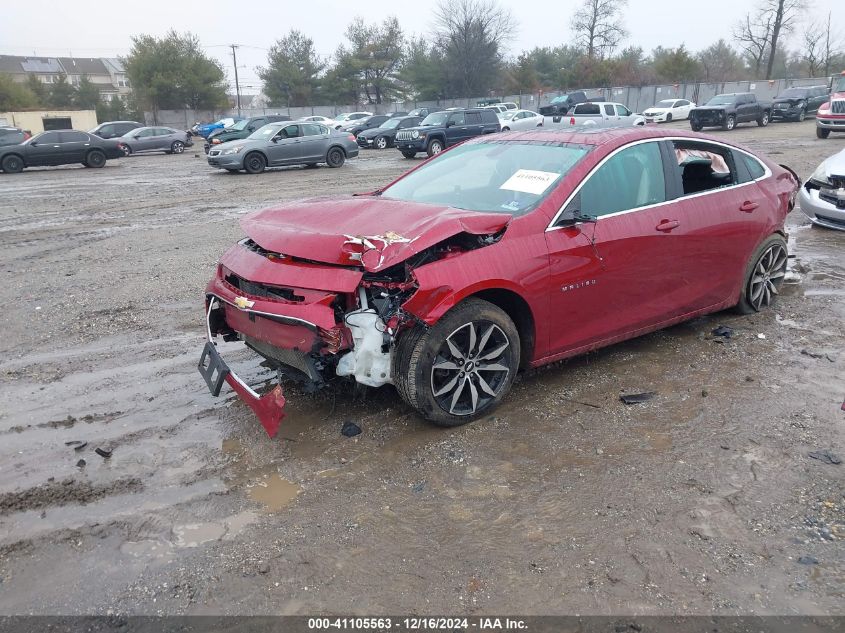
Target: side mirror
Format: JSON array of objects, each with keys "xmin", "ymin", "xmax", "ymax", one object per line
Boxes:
[
  {"xmin": 271, "ymin": 136, "xmax": 279, "ymax": 143},
  {"xmin": 446, "ymin": 121, "xmax": 454, "ymax": 128},
  {"xmin": 556, "ymin": 195, "xmax": 597, "ymax": 227},
  {"xmin": 133, "ymin": 135, "xmax": 140, "ymax": 139}
]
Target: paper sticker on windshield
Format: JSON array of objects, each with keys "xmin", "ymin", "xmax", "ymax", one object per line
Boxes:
[{"xmin": 499, "ymin": 169, "xmax": 560, "ymax": 195}]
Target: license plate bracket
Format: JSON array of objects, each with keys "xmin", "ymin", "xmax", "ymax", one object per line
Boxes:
[{"xmin": 198, "ymin": 341, "xmax": 230, "ymax": 396}]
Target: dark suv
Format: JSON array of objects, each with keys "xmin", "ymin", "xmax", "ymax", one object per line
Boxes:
[
  {"xmin": 394, "ymin": 109, "xmax": 501, "ymax": 158},
  {"xmin": 0, "ymin": 126, "xmax": 29, "ymax": 147},
  {"xmin": 205, "ymin": 115, "xmax": 291, "ymax": 153},
  {"xmin": 772, "ymin": 85, "xmax": 830, "ymax": 121}
]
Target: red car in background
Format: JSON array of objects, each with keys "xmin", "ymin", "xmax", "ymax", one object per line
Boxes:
[{"xmin": 199, "ymin": 127, "xmax": 799, "ymax": 437}]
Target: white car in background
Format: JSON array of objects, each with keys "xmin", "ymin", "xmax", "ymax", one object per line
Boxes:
[
  {"xmin": 332, "ymin": 112, "xmax": 373, "ymax": 129},
  {"xmin": 300, "ymin": 115, "xmax": 337, "ymax": 128},
  {"xmin": 499, "ymin": 109, "xmax": 544, "ymax": 131},
  {"xmin": 643, "ymin": 99, "xmax": 696, "ymax": 122}
]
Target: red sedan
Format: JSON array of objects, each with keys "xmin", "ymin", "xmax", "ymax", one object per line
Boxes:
[{"xmin": 199, "ymin": 127, "xmax": 799, "ymax": 436}]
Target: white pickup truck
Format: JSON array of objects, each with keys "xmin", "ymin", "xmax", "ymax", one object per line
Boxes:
[{"xmin": 551, "ymin": 101, "xmax": 646, "ymax": 129}]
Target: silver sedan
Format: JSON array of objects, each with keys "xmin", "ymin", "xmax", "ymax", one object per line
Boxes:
[
  {"xmin": 119, "ymin": 126, "xmax": 192, "ymax": 155},
  {"xmin": 207, "ymin": 122, "xmax": 359, "ymax": 174},
  {"xmin": 799, "ymin": 147, "xmax": 845, "ymax": 231}
]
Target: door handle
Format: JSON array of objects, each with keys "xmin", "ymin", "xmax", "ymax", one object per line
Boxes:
[
  {"xmin": 656, "ymin": 219, "xmax": 680, "ymax": 232},
  {"xmin": 739, "ymin": 201, "xmax": 758, "ymax": 213}
]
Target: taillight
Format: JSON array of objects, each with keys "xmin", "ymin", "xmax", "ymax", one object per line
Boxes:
[
  {"xmin": 570, "ymin": 117, "xmax": 575, "ymax": 125},
  {"xmin": 348, "ymin": 134, "xmax": 356, "ymax": 142}
]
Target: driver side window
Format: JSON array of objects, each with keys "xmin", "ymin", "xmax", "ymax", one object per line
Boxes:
[
  {"xmin": 579, "ymin": 142, "xmax": 667, "ymax": 217},
  {"xmin": 277, "ymin": 125, "xmax": 300, "ymax": 139}
]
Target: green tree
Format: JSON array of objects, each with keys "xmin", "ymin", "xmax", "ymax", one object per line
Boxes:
[
  {"xmin": 74, "ymin": 75, "xmax": 101, "ymax": 109},
  {"xmin": 319, "ymin": 47, "xmax": 364, "ymax": 104},
  {"xmin": 342, "ymin": 16, "xmax": 406, "ymax": 104},
  {"xmin": 47, "ymin": 74, "xmax": 76, "ymax": 109},
  {"xmin": 697, "ymin": 39, "xmax": 745, "ymax": 81},
  {"xmin": 26, "ymin": 74, "xmax": 48, "ymax": 107},
  {"xmin": 258, "ymin": 30, "xmax": 324, "ymax": 107},
  {"xmin": 505, "ymin": 53, "xmax": 539, "ymax": 94},
  {"xmin": 652, "ymin": 45, "xmax": 700, "ymax": 82},
  {"xmin": 400, "ymin": 37, "xmax": 446, "ymax": 101},
  {"xmin": 0, "ymin": 73, "xmax": 39, "ymax": 110},
  {"xmin": 124, "ymin": 30, "xmax": 228, "ymax": 112}
]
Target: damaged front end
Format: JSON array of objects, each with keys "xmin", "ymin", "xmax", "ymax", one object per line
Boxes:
[{"xmin": 198, "ymin": 210, "xmax": 508, "ymax": 438}]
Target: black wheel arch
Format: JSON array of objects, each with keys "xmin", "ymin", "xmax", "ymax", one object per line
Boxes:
[
  {"xmin": 467, "ymin": 288, "xmax": 535, "ymax": 370},
  {"xmin": 327, "ymin": 144, "xmax": 347, "ymax": 157},
  {"xmin": 1, "ymin": 152, "xmax": 26, "ymax": 167}
]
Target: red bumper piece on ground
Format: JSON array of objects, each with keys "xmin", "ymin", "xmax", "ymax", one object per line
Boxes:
[{"xmin": 225, "ymin": 375, "xmax": 286, "ymax": 438}]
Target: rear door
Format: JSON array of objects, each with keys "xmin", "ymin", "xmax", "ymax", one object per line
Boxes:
[
  {"xmin": 465, "ymin": 111, "xmax": 484, "ymax": 135},
  {"xmin": 58, "ymin": 131, "xmax": 91, "ymax": 162},
  {"xmin": 298, "ymin": 123, "xmax": 328, "ymax": 162}
]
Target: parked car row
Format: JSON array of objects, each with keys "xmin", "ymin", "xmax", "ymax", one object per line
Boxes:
[{"xmin": 0, "ymin": 130, "xmax": 124, "ymax": 173}]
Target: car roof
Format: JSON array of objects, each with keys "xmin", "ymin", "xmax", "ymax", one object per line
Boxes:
[{"xmin": 464, "ymin": 126, "xmax": 755, "ymax": 149}]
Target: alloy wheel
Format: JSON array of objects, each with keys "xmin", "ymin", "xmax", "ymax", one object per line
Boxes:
[
  {"xmin": 748, "ymin": 243, "xmax": 787, "ymax": 311},
  {"xmin": 172, "ymin": 141, "xmax": 184, "ymax": 153},
  {"xmin": 375, "ymin": 136, "xmax": 387, "ymax": 149},
  {"xmin": 430, "ymin": 321, "xmax": 511, "ymax": 416}
]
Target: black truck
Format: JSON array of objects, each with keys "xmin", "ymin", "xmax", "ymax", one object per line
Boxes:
[
  {"xmin": 539, "ymin": 91, "xmax": 589, "ymax": 119},
  {"xmin": 393, "ymin": 108, "xmax": 500, "ymax": 158},
  {"xmin": 689, "ymin": 93, "xmax": 772, "ymax": 131}
]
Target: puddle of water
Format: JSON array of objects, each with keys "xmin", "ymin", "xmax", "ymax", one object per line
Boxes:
[
  {"xmin": 120, "ymin": 539, "xmax": 173, "ymax": 559},
  {"xmin": 172, "ymin": 522, "xmax": 227, "ymax": 547},
  {"xmin": 248, "ymin": 472, "xmax": 301, "ymax": 512}
]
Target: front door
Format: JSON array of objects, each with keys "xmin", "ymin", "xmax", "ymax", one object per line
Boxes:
[
  {"xmin": 545, "ymin": 140, "xmax": 692, "ymax": 354},
  {"xmin": 266, "ymin": 124, "xmax": 302, "ymax": 165},
  {"xmin": 26, "ymin": 131, "xmax": 63, "ymax": 165},
  {"xmin": 445, "ymin": 112, "xmax": 468, "ymax": 145}
]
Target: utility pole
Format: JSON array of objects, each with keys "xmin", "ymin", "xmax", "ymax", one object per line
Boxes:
[{"xmin": 230, "ymin": 44, "xmax": 241, "ymax": 116}]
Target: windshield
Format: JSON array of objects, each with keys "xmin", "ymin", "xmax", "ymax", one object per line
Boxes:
[
  {"xmin": 655, "ymin": 100, "xmax": 676, "ymax": 107},
  {"xmin": 248, "ymin": 124, "xmax": 282, "ymax": 140},
  {"xmin": 229, "ymin": 119, "xmax": 250, "ymax": 131},
  {"xmin": 835, "ymin": 76, "xmax": 845, "ymax": 92},
  {"xmin": 379, "ymin": 118, "xmax": 402, "ymax": 130},
  {"xmin": 381, "ymin": 141, "xmax": 591, "ymax": 215},
  {"xmin": 421, "ymin": 112, "xmax": 449, "ymax": 126},
  {"xmin": 706, "ymin": 95, "xmax": 736, "ymax": 106},
  {"xmin": 336, "ymin": 114, "xmax": 351, "ymax": 122},
  {"xmin": 551, "ymin": 95, "xmax": 570, "ymax": 104}
]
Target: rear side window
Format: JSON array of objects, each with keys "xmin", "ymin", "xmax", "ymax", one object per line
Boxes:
[
  {"xmin": 741, "ymin": 153, "xmax": 766, "ymax": 180},
  {"xmin": 466, "ymin": 112, "xmax": 482, "ymax": 124},
  {"xmin": 481, "ymin": 110, "xmax": 498, "ymax": 123},
  {"xmin": 574, "ymin": 103, "xmax": 600, "ymax": 115},
  {"xmin": 672, "ymin": 140, "xmax": 738, "ymax": 194},
  {"xmin": 60, "ymin": 131, "xmax": 89, "ymax": 142},
  {"xmin": 301, "ymin": 123, "xmax": 324, "ymax": 136},
  {"xmin": 604, "ymin": 104, "xmax": 615, "ymax": 115},
  {"xmin": 580, "ymin": 142, "xmax": 667, "ymax": 217}
]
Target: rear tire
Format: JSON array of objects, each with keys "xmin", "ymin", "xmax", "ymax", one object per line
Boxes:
[
  {"xmin": 171, "ymin": 141, "xmax": 185, "ymax": 154},
  {"xmin": 84, "ymin": 150, "xmax": 106, "ymax": 168},
  {"xmin": 401, "ymin": 151, "xmax": 416, "ymax": 158},
  {"xmin": 735, "ymin": 234, "xmax": 788, "ymax": 314},
  {"xmin": 122, "ymin": 145, "xmax": 132, "ymax": 156},
  {"xmin": 243, "ymin": 152, "xmax": 266, "ymax": 174},
  {"xmin": 817, "ymin": 127, "xmax": 830, "ymax": 139},
  {"xmin": 756, "ymin": 111, "xmax": 770, "ymax": 127},
  {"xmin": 723, "ymin": 115, "xmax": 736, "ymax": 131},
  {"xmin": 393, "ymin": 298, "xmax": 520, "ymax": 427},
  {"xmin": 1, "ymin": 154, "xmax": 24, "ymax": 173},
  {"xmin": 426, "ymin": 138, "xmax": 444, "ymax": 157},
  {"xmin": 326, "ymin": 147, "xmax": 345, "ymax": 168}
]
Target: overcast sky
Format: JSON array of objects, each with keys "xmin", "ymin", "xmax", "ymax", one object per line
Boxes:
[{"xmin": 2, "ymin": 0, "xmax": 843, "ymax": 93}]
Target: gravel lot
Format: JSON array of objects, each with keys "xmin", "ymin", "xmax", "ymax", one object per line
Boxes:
[{"xmin": 0, "ymin": 120, "xmax": 843, "ymax": 616}]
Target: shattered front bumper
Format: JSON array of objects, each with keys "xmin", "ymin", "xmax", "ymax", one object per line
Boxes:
[
  {"xmin": 799, "ymin": 185, "xmax": 845, "ymax": 231},
  {"xmin": 198, "ymin": 298, "xmax": 287, "ymax": 437}
]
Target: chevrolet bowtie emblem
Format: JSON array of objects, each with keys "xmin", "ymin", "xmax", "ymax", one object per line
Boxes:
[{"xmin": 234, "ymin": 296, "xmax": 254, "ymax": 309}]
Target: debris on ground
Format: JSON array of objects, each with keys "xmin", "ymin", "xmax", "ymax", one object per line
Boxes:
[
  {"xmin": 757, "ymin": 333, "xmax": 767, "ymax": 339},
  {"xmin": 808, "ymin": 450, "xmax": 842, "ymax": 465},
  {"xmin": 620, "ymin": 392, "xmax": 656, "ymax": 405},
  {"xmin": 94, "ymin": 448, "xmax": 112, "ymax": 459},
  {"xmin": 76, "ymin": 459, "xmax": 86, "ymax": 468},
  {"xmin": 801, "ymin": 349, "xmax": 834, "ymax": 362},
  {"xmin": 341, "ymin": 421, "xmax": 361, "ymax": 437},
  {"xmin": 74, "ymin": 442, "xmax": 87, "ymax": 452},
  {"xmin": 64, "ymin": 440, "xmax": 84, "ymax": 447},
  {"xmin": 711, "ymin": 325, "xmax": 734, "ymax": 339},
  {"xmin": 797, "ymin": 555, "xmax": 819, "ymax": 565}
]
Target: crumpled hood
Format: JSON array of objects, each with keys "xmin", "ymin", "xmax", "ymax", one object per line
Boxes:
[{"xmin": 241, "ymin": 197, "xmax": 511, "ymax": 272}]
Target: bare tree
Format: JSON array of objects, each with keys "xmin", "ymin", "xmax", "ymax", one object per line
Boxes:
[
  {"xmin": 763, "ymin": 0, "xmax": 804, "ymax": 79},
  {"xmin": 820, "ymin": 11, "xmax": 842, "ymax": 76},
  {"xmin": 570, "ymin": 0, "xmax": 628, "ymax": 59},
  {"xmin": 434, "ymin": 0, "xmax": 516, "ymax": 97},
  {"xmin": 734, "ymin": 12, "xmax": 773, "ymax": 76},
  {"xmin": 801, "ymin": 23, "xmax": 824, "ymax": 76}
]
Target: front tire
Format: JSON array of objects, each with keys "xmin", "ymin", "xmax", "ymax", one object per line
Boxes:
[
  {"xmin": 401, "ymin": 151, "xmax": 416, "ymax": 158},
  {"xmin": 798, "ymin": 107, "xmax": 806, "ymax": 122},
  {"xmin": 1, "ymin": 154, "xmax": 24, "ymax": 173},
  {"xmin": 426, "ymin": 138, "xmax": 444, "ymax": 157},
  {"xmin": 817, "ymin": 127, "xmax": 830, "ymax": 139},
  {"xmin": 374, "ymin": 136, "xmax": 387, "ymax": 149},
  {"xmin": 723, "ymin": 115, "xmax": 736, "ymax": 131},
  {"xmin": 501, "ymin": 126, "xmax": 510, "ymax": 131},
  {"xmin": 690, "ymin": 121, "xmax": 702, "ymax": 132},
  {"xmin": 243, "ymin": 152, "xmax": 266, "ymax": 174},
  {"xmin": 735, "ymin": 235, "xmax": 788, "ymax": 314},
  {"xmin": 757, "ymin": 111, "xmax": 770, "ymax": 127},
  {"xmin": 666, "ymin": 113, "xmax": 673, "ymax": 122},
  {"xmin": 393, "ymin": 298, "xmax": 520, "ymax": 427},
  {"xmin": 326, "ymin": 147, "xmax": 345, "ymax": 168},
  {"xmin": 171, "ymin": 140, "xmax": 185, "ymax": 154}
]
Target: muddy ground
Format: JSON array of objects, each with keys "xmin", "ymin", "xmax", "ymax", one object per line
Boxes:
[{"xmin": 0, "ymin": 121, "xmax": 843, "ymax": 616}]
